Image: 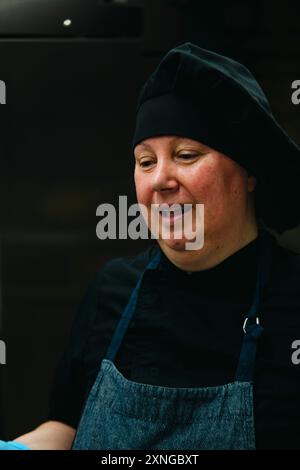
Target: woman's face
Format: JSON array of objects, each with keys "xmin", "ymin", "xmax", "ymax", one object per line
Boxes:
[{"xmin": 134, "ymin": 135, "xmax": 257, "ymax": 268}]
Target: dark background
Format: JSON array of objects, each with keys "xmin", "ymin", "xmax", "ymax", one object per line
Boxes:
[{"xmin": 0, "ymin": 0, "xmax": 299, "ymax": 439}]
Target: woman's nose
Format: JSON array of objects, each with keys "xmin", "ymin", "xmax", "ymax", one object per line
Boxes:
[{"xmin": 152, "ymin": 160, "xmax": 179, "ymax": 193}]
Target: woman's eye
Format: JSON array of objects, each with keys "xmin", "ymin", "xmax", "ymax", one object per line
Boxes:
[
  {"xmin": 178, "ymin": 153, "xmax": 198, "ymax": 160},
  {"xmin": 139, "ymin": 160, "xmax": 154, "ymax": 168}
]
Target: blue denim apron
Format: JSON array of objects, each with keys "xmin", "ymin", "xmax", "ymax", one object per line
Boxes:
[{"xmin": 72, "ymin": 231, "xmax": 273, "ymax": 450}]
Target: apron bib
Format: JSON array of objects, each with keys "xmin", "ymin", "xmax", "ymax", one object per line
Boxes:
[{"xmin": 72, "ymin": 230, "xmax": 273, "ymax": 450}]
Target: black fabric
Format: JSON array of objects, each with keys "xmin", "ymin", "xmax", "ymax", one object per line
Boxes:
[
  {"xmin": 48, "ymin": 235, "xmax": 300, "ymax": 449},
  {"xmin": 132, "ymin": 42, "xmax": 300, "ymax": 232}
]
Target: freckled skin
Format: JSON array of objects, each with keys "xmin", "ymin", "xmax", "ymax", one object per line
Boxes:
[{"xmin": 134, "ymin": 136, "xmax": 257, "ymax": 272}]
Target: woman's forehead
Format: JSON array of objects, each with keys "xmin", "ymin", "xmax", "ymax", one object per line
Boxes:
[{"xmin": 135, "ymin": 136, "xmax": 206, "ymax": 150}]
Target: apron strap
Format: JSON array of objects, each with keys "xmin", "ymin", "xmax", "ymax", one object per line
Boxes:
[
  {"xmin": 235, "ymin": 229, "xmax": 274, "ymax": 382},
  {"xmin": 104, "ymin": 250, "xmax": 161, "ymax": 362}
]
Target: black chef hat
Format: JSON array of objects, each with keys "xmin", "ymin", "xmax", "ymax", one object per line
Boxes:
[{"xmin": 132, "ymin": 42, "xmax": 300, "ymax": 233}]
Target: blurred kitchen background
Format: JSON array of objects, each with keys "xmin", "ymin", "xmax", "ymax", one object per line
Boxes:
[{"xmin": 0, "ymin": 0, "xmax": 299, "ymax": 438}]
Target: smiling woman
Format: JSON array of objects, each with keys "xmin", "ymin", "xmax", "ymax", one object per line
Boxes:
[
  {"xmin": 69, "ymin": 43, "xmax": 300, "ymax": 450},
  {"xmin": 4, "ymin": 42, "xmax": 300, "ymax": 451},
  {"xmin": 134, "ymin": 135, "xmax": 257, "ymax": 271}
]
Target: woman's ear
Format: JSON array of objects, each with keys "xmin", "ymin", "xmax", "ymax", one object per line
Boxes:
[{"xmin": 247, "ymin": 175, "xmax": 256, "ymax": 192}]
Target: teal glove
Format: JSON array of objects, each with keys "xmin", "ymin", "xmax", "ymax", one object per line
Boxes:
[{"xmin": 0, "ymin": 440, "xmax": 30, "ymax": 450}]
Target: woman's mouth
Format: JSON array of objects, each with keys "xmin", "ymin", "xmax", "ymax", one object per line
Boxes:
[{"xmin": 156, "ymin": 203, "xmax": 193, "ymax": 225}]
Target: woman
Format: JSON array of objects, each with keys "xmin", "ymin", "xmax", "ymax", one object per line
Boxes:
[{"xmin": 2, "ymin": 42, "xmax": 300, "ymax": 450}]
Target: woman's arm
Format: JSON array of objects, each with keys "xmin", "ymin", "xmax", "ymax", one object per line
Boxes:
[{"xmin": 12, "ymin": 420, "xmax": 76, "ymax": 450}]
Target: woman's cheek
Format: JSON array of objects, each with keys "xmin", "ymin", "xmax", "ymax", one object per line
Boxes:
[{"xmin": 135, "ymin": 177, "xmax": 146, "ymax": 203}]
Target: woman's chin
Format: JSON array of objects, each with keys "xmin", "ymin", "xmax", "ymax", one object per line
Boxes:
[{"xmin": 158, "ymin": 237, "xmax": 189, "ymax": 252}]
